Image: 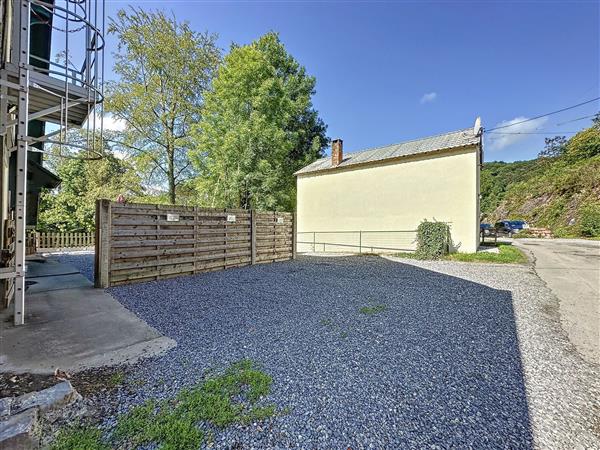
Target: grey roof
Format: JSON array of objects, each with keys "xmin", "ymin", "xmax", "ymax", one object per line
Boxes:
[{"xmin": 295, "ymin": 127, "xmax": 480, "ymax": 175}]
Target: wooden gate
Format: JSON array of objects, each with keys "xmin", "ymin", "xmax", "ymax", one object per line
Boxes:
[{"xmin": 95, "ymin": 200, "xmax": 296, "ymax": 287}]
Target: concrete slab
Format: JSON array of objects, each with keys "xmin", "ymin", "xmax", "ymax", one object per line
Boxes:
[
  {"xmin": 514, "ymin": 239, "xmax": 600, "ymax": 365},
  {"xmin": 0, "ymin": 258, "xmax": 175, "ymax": 374}
]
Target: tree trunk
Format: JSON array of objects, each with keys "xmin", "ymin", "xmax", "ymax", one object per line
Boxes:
[{"xmin": 168, "ymin": 148, "xmax": 176, "ymax": 204}]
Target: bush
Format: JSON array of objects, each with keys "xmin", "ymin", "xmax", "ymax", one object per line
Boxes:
[
  {"xmin": 579, "ymin": 204, "xmax": 600, "ymax": 237},
  {"xmin": 415, "ymin": 221, "xmax": 450, "ymax": 259}
]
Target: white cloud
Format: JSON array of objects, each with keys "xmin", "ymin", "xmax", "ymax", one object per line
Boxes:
[
  {"xmin": 82, "ymin": 113, "xmax": 127, "ymax": 132},
  {"xmin": 487, "ymin": 116, "xmax": 548, "ymax": 151},
  {"xmin": 420, "ymin": 92, "xmax": 437, "ymax": 104},
  {"xmin": 101, "ymin": 114, "xmax": 127, "ymax": 132}
]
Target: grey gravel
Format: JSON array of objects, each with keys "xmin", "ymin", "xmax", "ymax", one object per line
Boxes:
[
  {"xmin": 56, "ymin": 253, "xmax": 599, "ymax": 449},
  {"xmin": 53, "ymin": 251, "xmax": 95, "ymax": 283},
  {"xmin": 384, "ymin": 255, "xmax": 600, "ymax": 449},
  {"xmin": 107, "ymin": 255, "xmax": 536, "ymax": 449}
]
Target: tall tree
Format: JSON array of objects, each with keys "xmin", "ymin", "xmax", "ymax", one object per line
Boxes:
[
  {"xmin": 38, "ymin": 142, "xmax": 143, "ymax": 232},
  {"xmin": 192, "ymin": 32, "xmax": 328, "ymax": 211},
  {"xmin": 106, "ymin": 8, "xmax": 220, "ymax": 204}
]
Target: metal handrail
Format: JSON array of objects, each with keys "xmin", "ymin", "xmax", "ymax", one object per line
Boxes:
[
  {"xmin": 297, "ymin": 230, "xmax": 417, "ymax": 234},
  {"xmin": 297, "ymin": 230, "xmax": 418, "ymax": 253}
]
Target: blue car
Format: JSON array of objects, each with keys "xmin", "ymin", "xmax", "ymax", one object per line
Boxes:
[
  {"xmin": 480, "ymin": 223, "xmax": 493, "ymax": 236},
  {"xmin": 495, "ymin": 220, "xmax": 528, "ymax": 236}
]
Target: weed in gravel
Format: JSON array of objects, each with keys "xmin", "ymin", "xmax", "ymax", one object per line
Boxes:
[
  {"xmin": 106, "ymin": 371, "xmax": 125, "ymax": 388},
  {"xmin": 50, "ymin": 360, "xmax": 278, "ymax": 450},
  {"xmin": 114, "ymin": 359, "xmax": 276, "ymax": 449},
  {"xmin": 50, "ymin": 425, "xmax": 108, "ymax": 450},
  {"xmin": 359, "ymin": 304, "xmax": 387, "ymax": 315},
  {"xmin": 320, "ymin": 318, "xmax": 333, "ymax": 326}
]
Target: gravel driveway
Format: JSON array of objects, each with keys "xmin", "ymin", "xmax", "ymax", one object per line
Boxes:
[{"xmin": 60, "ymin": 253, "xmax": 599, "ymax": 448}]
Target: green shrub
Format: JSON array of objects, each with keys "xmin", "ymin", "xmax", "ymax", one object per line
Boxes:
[
  {"xmin": 579, "ymin": 204, "xmax": 600, "ymax": 237},
  {"xmin": 415, "ymin": 221, "xmax": 450, "ymax": 260}
]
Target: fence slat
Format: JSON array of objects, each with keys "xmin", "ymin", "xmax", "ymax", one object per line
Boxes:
[
  {"xmin": 32, "ymin": 231, "xmax": 95, "ymax": 251},
  {"xmin": 96, "ymin": 200, "xmax": 294, "ymax": 287}
]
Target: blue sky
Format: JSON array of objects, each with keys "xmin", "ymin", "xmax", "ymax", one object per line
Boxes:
[{"xmin": 102, "ymin": 0, "xmax": 599, "ymax": 162}]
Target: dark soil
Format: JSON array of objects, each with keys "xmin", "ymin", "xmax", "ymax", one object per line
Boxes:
[{"xmin": 0, "ymin": 365, "xmax": 131, "ymax": 398}]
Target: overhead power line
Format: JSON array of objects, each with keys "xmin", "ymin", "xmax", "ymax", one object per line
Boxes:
[
  {"xmin": 487, "ymin": 131, "xmax": 580, "ymax": 135},
  {"xmin": 485, "ymin": 97, "xmax": 600, "ymax": 132},
  {"xmin": 555, "ymin": 113, "xmax": 598, "ymax": 126}
]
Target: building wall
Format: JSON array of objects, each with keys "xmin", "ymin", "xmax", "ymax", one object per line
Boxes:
[{"xmin": 296, "ymin": 145, "xmax": 480, "ymax": 253}]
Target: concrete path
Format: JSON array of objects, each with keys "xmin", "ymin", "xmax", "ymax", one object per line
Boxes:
[
  {"xmin": 0, "ymin": 257, "xmax": 175, "ymax": 374},
  {"xmin": 514, "ymin": 238, "xmax": 600, "ymax": 365}
]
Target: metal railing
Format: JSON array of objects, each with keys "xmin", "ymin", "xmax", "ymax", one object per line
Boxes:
[{"xmin": 297, "ymin": 230, "xmax": 418, "ymax": 253}]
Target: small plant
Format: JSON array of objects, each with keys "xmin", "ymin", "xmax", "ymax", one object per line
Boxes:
[
  {"xmin": 359, "ymin": 304, "xmax": 387, "ymax": 315},
  {"xmin": 51, "ymin": 360, "xmax": 279, "ymax": 450},
  {"xmin": 320, "ymin": 318, "xmax": 333, "ymax": 326},
  {"xmin": 415, "ymin": 220, "xmax": 451, "ymax": 260},
  {"xmin": 107, "ymin": 371, "xmax": 125, "ymax": 388},
  {"xmin": 115, "ymin": 359, "xmax": 277, "ymax": 449},
  {"xmin": 50, "ymin": 425, "xmax": 108, "ymax": 450}
]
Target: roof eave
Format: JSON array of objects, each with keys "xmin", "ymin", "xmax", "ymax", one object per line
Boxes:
[{"xmin": 295, "ymin": 143, "xmax": 479, "ymax": 177}]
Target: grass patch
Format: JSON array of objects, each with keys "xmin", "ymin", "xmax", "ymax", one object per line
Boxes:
[
  {"xmin": 51, "ymin": 425, "xmax": 108, "ymax": 450},
  {"xmin": 445, "ymin": 244, "xmax": 527, "ymax": 264},
  {"xmin": 51, "ymin": 360, "xmax": 278, "ymax": 450},
  {"xmin": 359, "ymin": 304, "xmax": 387, "ymax": 315},
  {"xmin": 393, "ymin": 245, "xmax": 527, "ymax": 264},
  {"xmin": 106, "ymin": 371, "xmax": 125, "ymax": 388}
]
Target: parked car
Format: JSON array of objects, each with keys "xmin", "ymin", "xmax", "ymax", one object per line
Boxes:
[
  {"xmin": 509, "ymin": 220, "xmax": 529, "ymax": 230},
  {"xmin": 495, "ymin": 220, "xmax": 528, "ymax": 236},
  {"xmin": 480, "ymin": 223, "xmax": 493, "ymax": 236}
]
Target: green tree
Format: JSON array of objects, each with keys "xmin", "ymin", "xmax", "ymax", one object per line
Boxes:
[
  {"xmin": 192, "ymin": 32, "xmax": 328, "ymax": 211},
  {"xmin": 538, "ymin": 136, "xmax": 567, "ymax": 159},
  {"xmin": 106, "ymin": 8, "xmax": 220, "ymax": 204},
  {"xmin": 38, "ymin": 148, "xmax": 142, "ymax": 232}
]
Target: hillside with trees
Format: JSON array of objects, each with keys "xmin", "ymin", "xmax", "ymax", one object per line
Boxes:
[{"xmin": 482, "ymin": 118, "xmax": 600, "ymax": 238}]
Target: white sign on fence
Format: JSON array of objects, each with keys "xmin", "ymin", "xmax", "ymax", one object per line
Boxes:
[
  {"xmin": 166, "ymin": 214, "xmax": 180, "ymax": 222},
  {"xmin": 227, "ymin": 214, "xmax": 236, "ymax": 223},
  {"xmin": 277, "ymin": 217, "xmax": 284, "ymax": 224}
]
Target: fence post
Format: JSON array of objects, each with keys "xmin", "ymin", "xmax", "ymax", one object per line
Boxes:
[
  {"xmin": 95, "ymin": 199, "xmax": 111, "ymax": 288},
  {"xmin": 250, "ymin": 209, "xmax": 256, "ymax": 265},
  {"xmin": 292, "ymin": 211, "xmax": 297, "ymax": 260},
  {"xmin": 359, "ymin": 231, "xmax": 362, "ymax": 254}
]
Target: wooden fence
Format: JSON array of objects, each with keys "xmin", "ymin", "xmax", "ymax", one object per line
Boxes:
[
  {"xmin": 34, "ymin": 231, "xmax": 95, "ymax": 251},
  {"xmin": 95, "ymin": 200, "xmax": 296, "ymax": 287}
]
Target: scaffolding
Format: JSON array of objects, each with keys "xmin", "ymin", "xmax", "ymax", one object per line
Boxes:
[{"xmin": 0, "ymin": 0, "xmax": 105, "ymax": 325}]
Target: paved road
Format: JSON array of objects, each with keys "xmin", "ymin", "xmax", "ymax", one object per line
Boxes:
[{"xmin": 514, "ymin": 239, "xmax": 600, "ymax": 365}]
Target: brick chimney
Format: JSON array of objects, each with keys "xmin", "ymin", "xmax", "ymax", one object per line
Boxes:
[{"xmin": 331, "ymin": 139, "xmax": 343, "ymax": 166}]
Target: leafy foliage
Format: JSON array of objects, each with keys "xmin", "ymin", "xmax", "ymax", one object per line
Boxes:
[
  {"xmin": 480, "ymin": 159, "xmax": 544, "ymax": 217},
  {"xmin": 483, "ymin": 122, "xmax": 600, "ymax": 237},
  {"xmin": 191, "ymin": 32, "xmax": 328, "ymax": 211},
  {"xmin": 106, "ymin": 8, "xmax": 221, "ymax": 204},
  {"xmin": 579, "ymin": 203, "xmax": 600, "ymax": 237},
  {"xmin": 415, "ymin": 221, "xmax": 450, "ymax": 259},
  {"xmin": 38, "ymin": 144, "xmax": 142, "ymax": 232},
  {"xmin": 538, "ymin": 136, "xmax": 567, "ymax": 159}
]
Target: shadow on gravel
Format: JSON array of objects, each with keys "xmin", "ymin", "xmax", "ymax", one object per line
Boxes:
[
  {"xmin": 53, "ymin": 252, "xmax": 95, "ymax": 283},
  {"xmin": 108, "ymin": 255, "xmax": 533, "ymax": 449}
]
